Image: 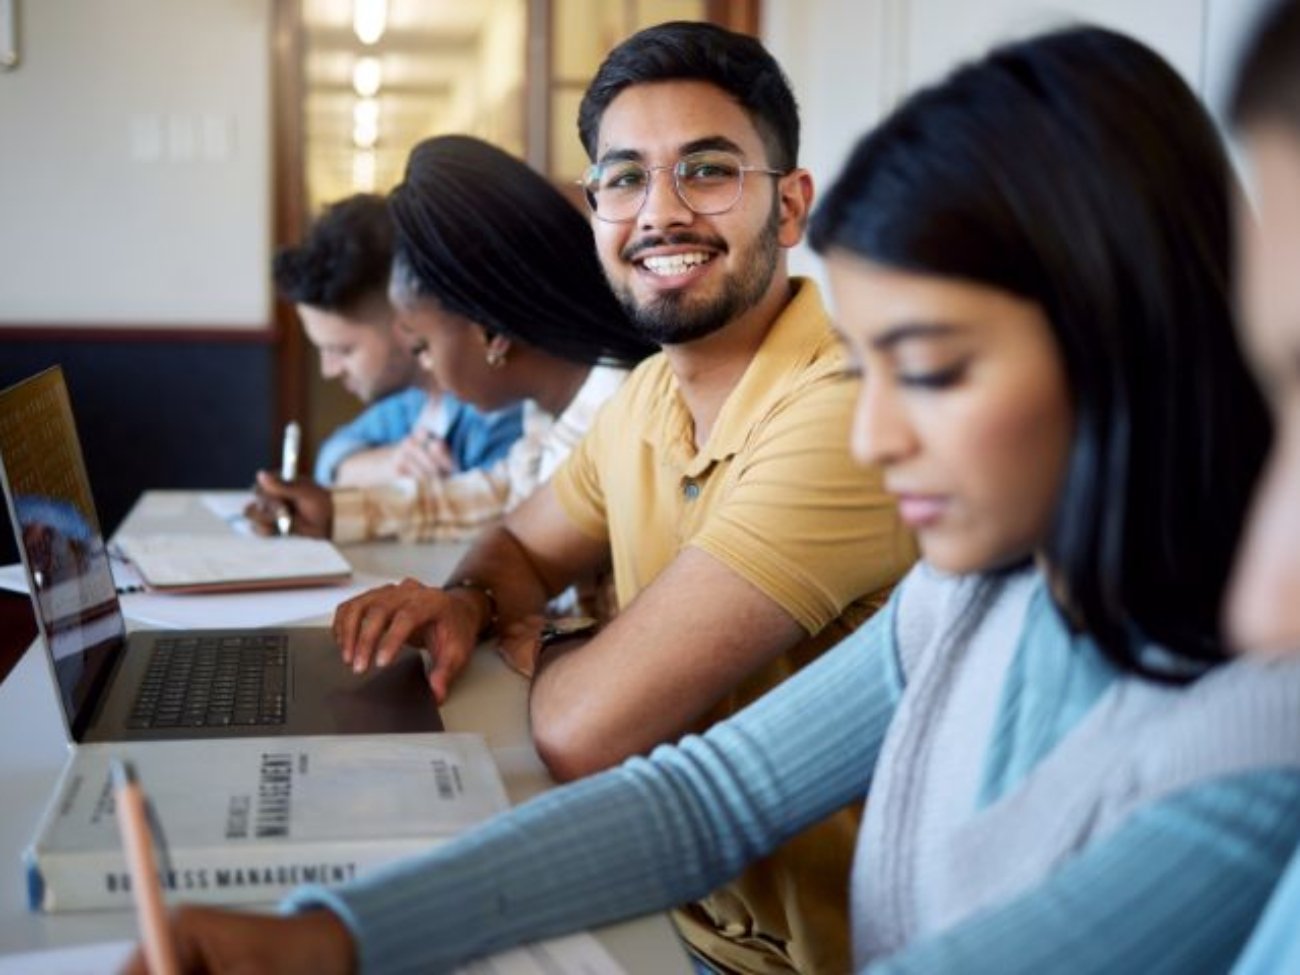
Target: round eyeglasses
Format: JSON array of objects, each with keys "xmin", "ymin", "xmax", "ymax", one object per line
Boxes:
[{"xmin": 579, "ymin": 150, "xmax": 786, "ymax": 223}]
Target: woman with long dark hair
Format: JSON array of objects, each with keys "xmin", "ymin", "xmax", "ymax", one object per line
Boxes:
[
  {"xmin": 250, "ymin": 135, "xmax": 654, "ymax": 543},
  {"xmin": 1224, "ymin": 2, "xmax": 1300, "ymax": 970},
  {"xmin": 134, "ymin": 27, "xmax": 1300, "ymax": 975}
]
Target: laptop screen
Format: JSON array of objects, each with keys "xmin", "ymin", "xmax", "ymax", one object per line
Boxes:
[{"xmin": 0, "ymin": 367, "xmax": 126, "ymax": 734}]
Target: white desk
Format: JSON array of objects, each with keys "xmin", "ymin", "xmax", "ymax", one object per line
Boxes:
[{"xmin": 0, "ymin": 491, "xmax": 690, "ymax": 971}]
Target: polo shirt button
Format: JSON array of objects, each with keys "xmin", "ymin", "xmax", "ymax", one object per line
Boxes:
[{"xmin": 683, "ymin": 480, "xmax": 700, "ymax": 501}]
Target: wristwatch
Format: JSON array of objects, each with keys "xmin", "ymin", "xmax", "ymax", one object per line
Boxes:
[{"xmin": 496, "ymin": 615, "xmax": 601, "ymax": 679}]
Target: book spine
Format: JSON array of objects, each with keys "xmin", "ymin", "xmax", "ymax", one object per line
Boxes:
[{"xmin": 28, "ymin": 837, "xmax": 442, "ymax": 912}]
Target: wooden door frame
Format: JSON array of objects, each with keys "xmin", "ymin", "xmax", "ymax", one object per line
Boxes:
[{"xmin": 271, "ymin": 0, "xmax": 308, "ymax": 436}]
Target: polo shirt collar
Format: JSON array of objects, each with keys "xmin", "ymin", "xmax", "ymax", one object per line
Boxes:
[{"xmin": 647, "ymin": 278, "xmax": 833, "ymax": 476}]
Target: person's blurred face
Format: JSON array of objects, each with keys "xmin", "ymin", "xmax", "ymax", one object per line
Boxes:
[
  {"xmin": 297, "ymin": 297, "xmax": 416, "ymax": 403},
  {"xmin": 827, "ymin": 255, "xmax": 1074, "ymax": 574},
  {"xmin": 388, "ymin": 290, "xmax": 516, "ymax": 413},
  {"xmin": 1226, "ymin": 123, "xmax": 1300, "ymax": 654}
]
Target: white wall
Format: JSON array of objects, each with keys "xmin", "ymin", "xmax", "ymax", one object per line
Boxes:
[
  {"xmin": 0, "ymin": 1, "xmax": 1273, "ymax": 326},
  {"xmin": 765, "ymin": 0, "xmax": 1276, "ymax": 291},
  {"xmin": 0, "ymin": 0, "xmax": 271, "ymax": 327}
]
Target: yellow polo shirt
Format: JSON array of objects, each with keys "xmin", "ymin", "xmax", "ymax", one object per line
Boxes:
[{"xmin": 552, "ymin": 279, "xmax": 916, "ymax": 975}]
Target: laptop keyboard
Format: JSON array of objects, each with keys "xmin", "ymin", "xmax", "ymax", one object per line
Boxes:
[{"xmin": 127, "ymin": 634, "xmax": 288, "ymax": 729}]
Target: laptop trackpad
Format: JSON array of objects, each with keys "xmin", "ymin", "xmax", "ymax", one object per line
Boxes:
[{"xmin": 297, "ymin": 645, "xmax": 443, "ymax": 734}]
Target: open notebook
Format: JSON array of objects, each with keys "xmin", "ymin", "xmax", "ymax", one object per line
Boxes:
[{"xmin": 113, "ymin": 533, "xmax": 352, "ymax": 593}]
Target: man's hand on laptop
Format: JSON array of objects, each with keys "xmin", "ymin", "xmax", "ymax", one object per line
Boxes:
[
  {"xmin": 245, "ymin": 472, "xmax": 332, "ymax": 538},
  {"xmin": 119, "ymin": 905, "xmax": 356, "ymax": 975},
  {"xmin": 332, "ymin": 578, "xmax": 482, "ymax": 703}
]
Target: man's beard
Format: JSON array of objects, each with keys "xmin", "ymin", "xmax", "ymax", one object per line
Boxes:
[{"xmin": 613, "ymin": 204, "xmax": 781, "ymax": 347}]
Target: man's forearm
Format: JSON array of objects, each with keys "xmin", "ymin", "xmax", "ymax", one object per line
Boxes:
[
  {"xmin": 523, "ymin": 547, "xmax": 809, "ymax": 782},
  {"xmin": 445, "ymin": 525, "xmax": 555, "ymax": 631}
]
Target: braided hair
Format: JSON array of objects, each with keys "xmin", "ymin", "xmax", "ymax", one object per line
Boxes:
[{"xmin": 388, "ymin": 135, "xmax": 654, "ymax": 368}]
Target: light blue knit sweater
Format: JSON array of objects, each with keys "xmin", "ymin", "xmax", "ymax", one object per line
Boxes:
[{"xmin": 286, "ymin": 565, "xmax": 1300, "ymax": 973}]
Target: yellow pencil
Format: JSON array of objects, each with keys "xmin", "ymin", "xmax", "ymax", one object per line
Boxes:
[{"xmin": 112, "ymin": 759, "xmax": 180, "ymax": 975}]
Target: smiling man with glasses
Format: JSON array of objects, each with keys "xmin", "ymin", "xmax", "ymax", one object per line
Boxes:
[{"xmin": 317, "ymin": 21, "xmax": 915, "ymax": 975}]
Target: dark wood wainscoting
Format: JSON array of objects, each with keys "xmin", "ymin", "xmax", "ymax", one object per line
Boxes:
[
  {"xmin": 0, "ymin": 331, "xmax": 278, "ymax": 568},
  {"xmin": 0, "ymin": 593, "xmax": 35, "ymax": 685}
]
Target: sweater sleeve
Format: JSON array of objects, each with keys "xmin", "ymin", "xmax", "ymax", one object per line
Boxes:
[
  {"xmin": 282, "ymin": 599, "xmax": 902, "ymax": 974},
  {"xmin": 864, "ymin": 770, "xmax": 1300, "ymax": 975},
  {"xmin": 1234, "ymin": 847, "xmax": 1300, "ymax": 973}
]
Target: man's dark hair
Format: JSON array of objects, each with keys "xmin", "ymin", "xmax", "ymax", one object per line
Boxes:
[
  {"xmin": 577, "ymin": 21, "xmax": 800, "ymax": 171},
  {"xmin": 1231, "ymin": 0, "xmax": 1300, "ymax": 130},
  {"xmin": 811, "ymin": 26, "xmax": 1271, "ymax": 682},
  {"xmin": 272, "ymin": 193, "xmax": 392, "ymax": 313}
]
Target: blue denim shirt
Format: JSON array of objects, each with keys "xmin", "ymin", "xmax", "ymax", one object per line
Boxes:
[{"xmin": 313, "ymin": 388, "xmax": 522, "ymax": 485}]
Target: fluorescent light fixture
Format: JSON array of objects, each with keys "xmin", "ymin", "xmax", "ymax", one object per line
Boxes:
[
  {"xmin": 353, "ymin": 98, "xmax": 380, "ymax": 127},
  {"xmin": 353, "ymin": 0, "xmax": 387, "ymax": 45},
  {"xmin": 353, "ymin": 150, "xmax": 377, "ymax": 191},
  {"xmin": 352, "ymin": 121, "xmax": 379, "ymax": 149},
  {"xmin": 352, "ymin": 98, "xmax": 380, "ymax": 148},
  {"xmin": 352, "ymin": 56, "xmax": 382, "ymax": 98}
]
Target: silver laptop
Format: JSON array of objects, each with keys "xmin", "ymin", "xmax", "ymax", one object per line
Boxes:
[{"xmin": 0, "ymin": 366, "xmax": 441, "ymax": 742}]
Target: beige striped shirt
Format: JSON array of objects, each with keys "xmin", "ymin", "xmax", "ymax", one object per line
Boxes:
[{"xmin": 331, "ymin": 365, "xmax": 627, "ymax": 544}]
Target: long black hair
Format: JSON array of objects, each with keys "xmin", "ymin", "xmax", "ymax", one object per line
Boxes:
[
  {"xmin": 388, "ymin": 135, "xmax": 654, "ymax": 368},
  {"xmin": 810, "ymin": 26, "xmax": 1272, "ymax": 680}
]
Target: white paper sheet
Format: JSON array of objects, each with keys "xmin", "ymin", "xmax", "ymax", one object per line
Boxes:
[
  {"xmin": 0, "ymin": 557, "xmax": 144, "ymax": 595},
  {"xmin": 200, "ymin": 490, "xmax": 256, "ymax": 534},
  {"xmin": 0, "ymin": 940, "xmax": 132, "ymax": 974},
  {"xmin": 0, "ymin": 562, "xmax": 27, "ymax": 594},
  {"xmin": 119, "ymin": 571, "xmax": 393, "ymax": 628},
  {"xmin": 0, "ymin": 932, "xmax": 628, "ymax": 975},
  {"xmin": 0, "ymin": 563, "xmax": 394, "ymax": 628}
]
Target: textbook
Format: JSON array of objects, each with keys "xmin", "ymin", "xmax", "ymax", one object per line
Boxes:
[
  {"xmin": 114, "ymin": 533, "xmax": 352, "ymax": 593},
  {"xmin": 25, "ymin": 733, "xmax": 509, "ymax": 912}
]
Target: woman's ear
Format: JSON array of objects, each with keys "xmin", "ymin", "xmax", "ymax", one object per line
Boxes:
[{"xmin": 483, "ymin": 331, "xmax": 512, "ymax": 369}]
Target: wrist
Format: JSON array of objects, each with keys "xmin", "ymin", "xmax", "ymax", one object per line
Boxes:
[
  {"xmin": 299, "ymin": 908, "xmax": 359, "ymax": 975},
  {"xmin": 444, "ymin": 578, "xmax": 498, "ymax": 639}
]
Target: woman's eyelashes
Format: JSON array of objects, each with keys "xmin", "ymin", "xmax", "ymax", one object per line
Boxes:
[{"xmin": 896, "ymin": 358, "xmax": 970, "ymax": 389}]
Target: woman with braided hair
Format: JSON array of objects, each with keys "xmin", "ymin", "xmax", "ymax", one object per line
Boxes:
[{"xmin": 249, "ymin": 136, "xmax": 653, "ymax": 546}]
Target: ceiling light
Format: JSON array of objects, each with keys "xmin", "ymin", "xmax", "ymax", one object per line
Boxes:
[
  {"xmin": 353, "ymin": 98, "xmax": 380, "ymax": 127},
  {"xmin": 352, "ymin": 99, "xmax": 380, "ymax": 148},
  {"xmin": 353, "ymin": 0, "xmax": 387, "ymax": 45},
  {"xmin": 352, "ymin": 56, "xmax": 382, "ymax": 98},
  {"xmin": 353, "ymin": 150, "xmax": 377, "ymax": 191}
]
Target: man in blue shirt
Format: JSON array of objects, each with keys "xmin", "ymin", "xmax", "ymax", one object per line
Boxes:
[{"xmin": 273, "ymin": 194, "xmax": 521, "ymax": 486}]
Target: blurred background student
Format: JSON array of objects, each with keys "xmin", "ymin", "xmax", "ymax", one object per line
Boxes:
[
  {"xmin": 127, "ymin": 26, "xmax": 1300, "ymax": 975},
  {"xmin": 1226, "ymin": 1, "xmax": 1300, "ymax": 970},
  {"xmin": 251, "ymin": 137, "xmax": 654, "ymax": 543},
  {"xmin": 273, "ymin": 193, "xmax": 522, "ymax": 488}
]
